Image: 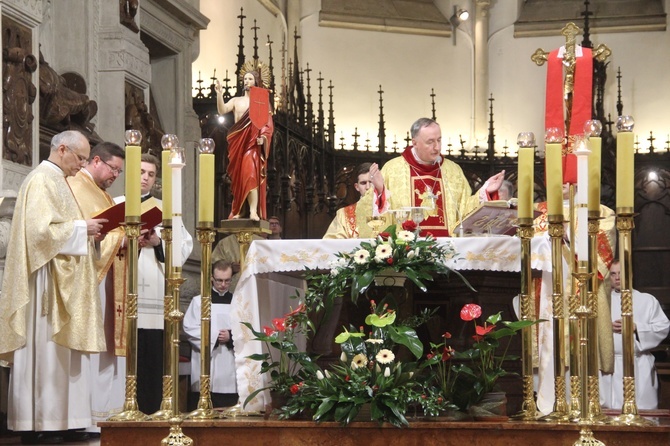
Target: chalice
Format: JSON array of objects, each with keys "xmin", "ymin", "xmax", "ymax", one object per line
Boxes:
[{"xmin": 366, "ymin": 216, "xmax": 387, "ymax": 238}]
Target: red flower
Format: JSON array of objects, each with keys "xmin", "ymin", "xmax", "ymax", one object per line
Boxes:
[
  {"xmin": 442, "ymin": 331, "xmax": 452, "ymax": 339},
  {"xmin": 441, "ymin": 346, "xmax": 453, "ymax": 361},
  {"xmin": 290, "ymin": 384, "xmax": 300, "ymax": 395},
  {"xmin": 426, "ymin": 353, "xmax": 434, "ymax": 360},
  {"xmin": 345, "ymin": 375, "xmax": 350, "ymax": 382},
  {"xmin": 379, "ymin": 231, "xmax": 390, "ymax": 240},
  {"xmin": 401, "ymin": 220, "xmax": 417, "ymax": 232},
  {"xmin": 285, "ymin": 303, "xmax": 306, "ymax": 318},
  {"xmin": 386, "ymin": 257, "xmax": 394, "ymax": 265},
  {"xmin": 262, "ymin": 326, "xmax": 276, "ymax": 336},
  {"xmin": 475, "ymin": 324, "xmax": 495, "ymax": 336},
  {"xmin": 272, "ymin": 317, "xmax": 287, "ymax": 332},
  {"xmin": 460, "ymin": 303, "xmax": 482, "ymax": 321}
]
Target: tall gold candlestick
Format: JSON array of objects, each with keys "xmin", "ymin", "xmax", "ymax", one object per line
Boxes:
[
  {"xmin": 511, "ymin": 217, "xmax": 539, "ymax": 420},
  {"xmin": 161, "ymin": 267, "xmax": 193, "ymax": 445},
  {"xmin": 611, "ymin": 211, "xmax": 654, "ymax": 427},
  {"xmin": 108, "ymin": 221, "xmax": 149, "ymax": 422},
  {"xmin": 151, "ymin": 222, "xmax": 175, "ymax": 420},
  {"xmin": 585, "ymin": 213, "xmax": 609, "ymax": 424},
  {"xmin": 539, "ymin": 215, "xmax": 570, "ymax": 423},
  {"xmin": 125, "ymin": 130, "xmax": 142, "ymax": 218},
  {"xmin": 186, "ymin": 224, "xmax": 224, "ymax": 420}
]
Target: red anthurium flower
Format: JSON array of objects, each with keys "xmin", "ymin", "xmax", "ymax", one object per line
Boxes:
[
  {"xmin": 476, "ymin": 324, "xmax": 495, "ymax": 336},
  {"xmin": 442, "ymin": 331, "xmax": 452, "ymax": 339},
  {"xmin": 290, "ymin": 384, "xmax": 300, "ymax": 394},
  {"xmin": 441, "ymin": 346, "xmax": 453, "ymax": 361},
  {"xmin": 426, "ymin": 353, "xmax": 434, "ymax": 360},
  {"xmin": 402, "ymin": 220, "xmax": 417, "ymax": 232},
  {"xmin": 472, "ymin": 335, "xmax": 483, "ymax": 342},
  {"xmin": 460, "ymin": 303, "xmax": 482, "ymax": 321},
  {"xmin": 272, "ymin": 317, "xmax": 287, "ymax": 332},
  {"xmin": 262, "ymin": 326, "xmax": 276, "ymax": 336}
]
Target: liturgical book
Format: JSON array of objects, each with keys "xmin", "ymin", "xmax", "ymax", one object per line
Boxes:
[
  {"xmin": 93, "ymin": 197, "xmax": 162, "ymax": 233},
  {"xmin": 454, "ymin": 200, "xmax": 522, "ymax": 236}
]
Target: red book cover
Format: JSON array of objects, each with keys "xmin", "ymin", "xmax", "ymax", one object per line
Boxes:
[{"xmin": 93, "ymin": 197, "xmax": 162, "ymax": 233}]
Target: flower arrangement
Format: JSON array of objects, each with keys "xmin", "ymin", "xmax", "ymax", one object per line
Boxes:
[
  {"xmin": 242, "ymin": 303, "xmax": 319, "ymax": 405},
  {"xmin": 447, "ymin": 303, "xmax": 540, "ymax": 410},
  {"xmin": 277, "ymin": 299, "xmax": 430, "ymax": 427},
  {"xmin": 298, "ymin": 221, "xmax": 469, "ymax": 316}
]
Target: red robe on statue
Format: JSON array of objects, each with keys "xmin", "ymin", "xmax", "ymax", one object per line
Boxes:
[{"xmin": 226, "ymin": 109, "xmax": 274, "ymax": 219}]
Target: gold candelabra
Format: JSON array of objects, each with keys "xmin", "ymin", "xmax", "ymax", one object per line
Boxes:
[
  {"xmin": 151, "ymin": 222, "xmax": 175, "ymax": 420},
  {"xmin": 540, "ymin": 215, "xmax": 570, "ymax": 422},
  {"xmin": 511, "ymin": 217, "xmax": 539, "ymax": 420},
  {"xmin": 611, "ymin": 210, "xmax": 654, "ymax": 426},
  {"xmin": 109, "ymin": 218, "xmax": 149, "ymax": 421},
  {"xmin": 160, "ymin": 267, "xmax": 193, "ymax": 445},
  {"xmin": 187, "ymin": 223, "xmax": 223, "ymax": 420}
]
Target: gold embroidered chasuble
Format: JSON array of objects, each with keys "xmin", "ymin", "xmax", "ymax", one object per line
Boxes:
[
  {"xmin": 68, "ymin": 170, "xmax": 127, "ymax": 355},
  {"xmin": 323, "ymin": 203, "xmax": 359, "ymax": 239},
  {"xmin": 0, "ymin": 163, "xmax": 105, "ymax": 358},
  {"xmin": 357, "ymin": 152, "xmax": 481, "ymax": 238}
]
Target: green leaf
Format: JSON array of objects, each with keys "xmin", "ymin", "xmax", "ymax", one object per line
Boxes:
[{"xmin": 387, "ymin": 325, "xmax": 423, "ymax": 359}]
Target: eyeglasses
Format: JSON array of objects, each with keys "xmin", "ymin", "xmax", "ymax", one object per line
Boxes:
[
  {"xmin": 213, "ymin": 278, "xmax": 233, "ymax": 284},
  {"xmin": 101, "ymin": 158, "xmax": 123, "ymax": 175},
  {"xmin": 65, "ymin": 145, "xmax": 88, "ymax": 164}
]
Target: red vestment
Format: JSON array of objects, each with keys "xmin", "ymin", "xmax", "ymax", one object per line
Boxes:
[{"xmin": 226, "ymin": 109, "xmax": 274, "ymax": 219}]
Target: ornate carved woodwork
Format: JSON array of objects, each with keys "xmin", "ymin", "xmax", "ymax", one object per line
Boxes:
[
  {"xmin": 120, "ymin": 0, "xmax": 139, "ymax": 33},
  {"xmin": 124, "ymin": 83, "xmax": 164, "ymax": 156},
  {"xmin": 2, "ymin": 17, "xmax": 37, "ymax": 166}
]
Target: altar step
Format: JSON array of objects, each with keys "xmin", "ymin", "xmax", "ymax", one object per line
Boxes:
[{"xmin": 99, "ymin": 417, "xmax": 670, "ymax": 446}]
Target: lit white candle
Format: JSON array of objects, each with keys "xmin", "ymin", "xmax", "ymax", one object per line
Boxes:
[
  {"xmin": 169, "ymin": 147, "xmax": 185, "ymax": 266},
  {"xmin": 574, "ymin": 137, "xmax": 590, "ymax": 262}
]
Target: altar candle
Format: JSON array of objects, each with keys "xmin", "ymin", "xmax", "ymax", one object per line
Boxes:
[
  {"xmin": 198, "ymin": 152, "xmax": 215, "ymax": 222},
  {"xmin": 171, "ymin": 164, "xmax": 183, "ymax": 266},
  {"xmin": 162, "ymin": 150, "xmax": 172, "ymax": 219},
  {"xmin": 588, "ymin": 136, "xmax": 602, "ymax": 212},
  {"xmin": 545, "ymin": 143, "xmax": 563, "ymax": 215},
  {"xmin": 575, "ymin": 140, "xmax": 590, "ymax": 261},
  {"xmin": 616, "ymin": 132, "xmax": 635, "ymax": 209},
  {"xmin": 517, "ymin": 146, "xmax": 534, "ymax": 219},
  {"xmin": 125, "ymin": 144, "xmax": 141, "ymax": 218}
]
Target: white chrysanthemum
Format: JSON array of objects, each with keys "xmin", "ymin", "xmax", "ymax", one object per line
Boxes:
[
  {"xmin": 384, "ymin": 367, "xmax": 391, "ymax": 377},
  {"xmin": 375, "ymin": 243, "xmax": 392, "ymax": 260},
  {"xmin": 351, "ymin": 353, "xmax": 368, "ymax": 369},
  {"xmin": 365, "ymin": 339, "xmax": 383, "ymax": 344},
  {"xmin": 353, "ymin": 249, "xmax": 371, "ymax": 264},
  {"xmin": 397, "ymin": 230, "xmax": 415, "ymax": 242},
  {"xmin": 376, "ymin": 349, "xmax": 395, "ymax": 364}
]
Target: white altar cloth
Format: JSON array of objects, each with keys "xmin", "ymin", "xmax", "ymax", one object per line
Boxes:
[{"xmin": 231, "ymin": 236, "xmax": 552, "ymax": 411}]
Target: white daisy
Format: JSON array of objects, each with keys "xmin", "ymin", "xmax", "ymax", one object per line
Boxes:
[
  {"xmin": 351, "ymin": 353, "xmax": 368, "ymax": 368},
  {"xmin": 397, "ymin": 230, "xmax": 415, "ymax": 242},
  {"xmin": 375, "ymin": 243, "xmax": 392, "ymax": 260},
  {"xmin": 376, "ymin": 349, "xmax": 395, "ymax": 364},
  {"xmin": 365, "ymin": 339, "xmax": 383, "ymax": 344},
  {"xmin": 354, "ymin": 249, "xmax": 371, "ymax": 264}
]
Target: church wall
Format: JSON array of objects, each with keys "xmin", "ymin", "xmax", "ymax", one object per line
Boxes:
[{"xmin": 194, "ymin": 0, "xmax": 670, "ymax": 153}]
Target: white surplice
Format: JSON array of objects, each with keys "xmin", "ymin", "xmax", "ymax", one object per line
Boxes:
[
  {"xmin": 183, "ymin": 292, "xmax": 237, "ymax": 394},
  {"xmin": 600, "ymin": 289, "xmax": 670, "ymax": 410}
]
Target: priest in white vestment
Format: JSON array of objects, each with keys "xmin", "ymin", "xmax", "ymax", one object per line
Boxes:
[
  {"xmin": 184, "ymin": 260, "xmax": 238, "ymax": 408},
  {"xmin": 600, "ymin": 260, "xmax": 670, "ymax": 410},
  {"xmin": 68, "ymin": 141, "xmax": 127, "ymax": 431},
  {"xmin": 114, "ymin": 153, "xmax": 193, "ymax": 413},
  {"xmin": 0, "ymin": 131, "xmax": 108, "ymax": 443}
]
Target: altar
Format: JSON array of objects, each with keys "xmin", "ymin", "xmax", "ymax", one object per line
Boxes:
[{"xmin": 230, "ymin": 235, "xmax": 553, "ymax": 412}]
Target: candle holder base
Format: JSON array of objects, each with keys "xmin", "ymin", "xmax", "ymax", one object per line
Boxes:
[{"xmin": 611, "ymin": 413, "xmax": 655, "ymax": 427}]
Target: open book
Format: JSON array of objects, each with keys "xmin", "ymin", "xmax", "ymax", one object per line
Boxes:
[
  {"xmin": 453, "ymin": 200, "xmax": 526, "ymax": 236},
  {"xmin": 93, "ymin": 197, "xmax": 162, "ymax": 233}
]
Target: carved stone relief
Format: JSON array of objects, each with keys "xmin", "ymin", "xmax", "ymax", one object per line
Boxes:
[{"xmin": 2, "ymin": 17, "xmax": 37, "ymax": 166}]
